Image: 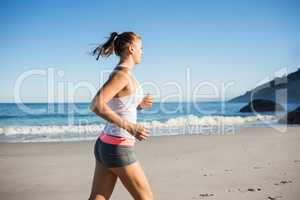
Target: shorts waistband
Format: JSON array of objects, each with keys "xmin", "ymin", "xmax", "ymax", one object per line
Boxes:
[{"xmin": 99, "ymin": 131, "xmax": 135, "ymax": 146}]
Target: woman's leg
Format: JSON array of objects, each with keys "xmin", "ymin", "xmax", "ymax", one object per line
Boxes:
[
  {"xmin": 89, "ymin": 159, "xmax": 118, "ymax": 200},
  {"xmin": 109, "ymin": 161, "xmax": 154, "ymax": 200}
]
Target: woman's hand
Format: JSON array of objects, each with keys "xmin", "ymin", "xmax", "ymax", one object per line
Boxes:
[
  {"xmin": 126, "ymin": 122, "xmax": 150, "ymax": 141},
  {"xmin": 138, "ymin": 94, "xmax": 153, "ymax": 110}
]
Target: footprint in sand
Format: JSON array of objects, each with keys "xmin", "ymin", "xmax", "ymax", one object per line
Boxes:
[
  {"xmin": 267, "ymin": 195, "xmax": 283, "ymax": 200},
  {"xmin": 274, "ymin": 180, "xmax": 292, "ymax": 186},
  {"xmin": 192, "ymin": 193, "xmax": 214, "ymax": 199},
  {"xmin": 203, "ymin": 173, "xmax": 213, "ymax": 176},
  {"xmin": 198, "ymin": 193, "xmax": 214, "ymax": 198},
  {"xmin": 224, "ymin": 169, "xmax": 232, "ymax": 172},
  {"xmin": 238, "ymin": 188, "xmax": 262, "ymax": 193}
]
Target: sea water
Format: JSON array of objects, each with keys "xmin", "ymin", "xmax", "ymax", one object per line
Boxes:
[{"xmin": 0, "ymin": 102, "xmax": 299, "ymax": 143}]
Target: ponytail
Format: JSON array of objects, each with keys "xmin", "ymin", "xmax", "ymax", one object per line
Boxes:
[
  {"xmin": 91, "ymin": 31, "xmax": 141, "ymax": 61},
  {"xmin": 92, "ymin": 32, "xmax": 118, "ymax": 60}
]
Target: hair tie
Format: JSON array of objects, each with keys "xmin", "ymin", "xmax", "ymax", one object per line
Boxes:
[{"xmin": 114, "ymin": 33, "xmax": 119, "ymax": 41}]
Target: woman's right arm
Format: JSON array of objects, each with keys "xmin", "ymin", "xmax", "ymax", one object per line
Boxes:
[{"xmin": 90, "ymin": 71, "xmax": 150, "ymax": 140}]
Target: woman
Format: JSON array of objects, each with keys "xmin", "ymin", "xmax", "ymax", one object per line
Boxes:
[{"xmin": 88, "ymin": 32, "xmax": 154, "ymax": 200}]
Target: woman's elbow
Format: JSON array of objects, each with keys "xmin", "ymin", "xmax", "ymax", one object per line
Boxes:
[
  {"xmin": 89, "ymin": 104, "xmax": 97, "ymax": 113},
  {"xmin": 90, "ymin": 102, "xmax": 106, "ymax": 114},
  {"xmin": 89, "ymin": 100, "xmax": 96, "ymax": 111}
]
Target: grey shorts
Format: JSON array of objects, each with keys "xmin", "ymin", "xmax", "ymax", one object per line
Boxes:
[{"xmin": 94, "ymin": 138, "xmax": 138, "ymax": 168}]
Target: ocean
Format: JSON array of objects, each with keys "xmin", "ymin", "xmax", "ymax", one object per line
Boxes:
[{"xmin": 0, "ymin": 102, "xmax": 299, "ymax": 143}]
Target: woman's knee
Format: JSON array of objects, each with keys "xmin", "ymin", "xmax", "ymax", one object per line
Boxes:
[
  {"xmin": 140, "ymin": 191, "xmax": 154, "ymax": 200},
  {"xmin": 135, "ymin": 183, "xmax": 153, "ymax": 200},
  {"xmin": 88, "ymin": 193, "xmax": 107, "ymax": 200},
  {"xmin": 111, "ymin": 162, "xmax": 153, "ymax": 200}
]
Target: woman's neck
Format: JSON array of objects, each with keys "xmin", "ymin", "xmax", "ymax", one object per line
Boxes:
[{"xmin": 117, "ymin": 57, "xmax": 135, "ymax": 70}]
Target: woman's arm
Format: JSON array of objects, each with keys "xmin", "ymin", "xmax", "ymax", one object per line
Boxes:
[
  {"xmin": 136, "ymin": 94, "xmax": 153, "ymax": 110},
  {"xmin": 90, "ymin": 71, "xmax": 134, "ymax": 132}
]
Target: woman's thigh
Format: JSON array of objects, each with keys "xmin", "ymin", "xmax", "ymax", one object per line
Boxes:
[
  {"xmin": 89, "ymin": 159, "xmax": 118, "ymax": 200},
  {"xmin": 109, "ymin": 161, "xmax": 153, "ymax": 200},
  {"xmin": 98, "ymin": 139, "xmax": 138, "ymax": 168}
]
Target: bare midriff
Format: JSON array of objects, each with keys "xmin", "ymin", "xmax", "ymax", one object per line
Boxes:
[{"xmin": 99, "ymin": 131, "xmax": 135, "ymax": 146}]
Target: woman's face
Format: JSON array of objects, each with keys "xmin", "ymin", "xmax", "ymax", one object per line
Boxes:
[{"xmin": 130, "ymin": 38, "xmax": 143, "ymax": 64}]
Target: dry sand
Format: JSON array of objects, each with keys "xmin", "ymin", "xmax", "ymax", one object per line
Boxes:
[{"xmin": 1, "ymin": 126, "xmax": 300, "ymax": 200}]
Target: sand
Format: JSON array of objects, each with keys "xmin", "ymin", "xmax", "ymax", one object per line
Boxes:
[{"xmin": 1, "ymin": 126, "xmax": 300, "ymax": 200}]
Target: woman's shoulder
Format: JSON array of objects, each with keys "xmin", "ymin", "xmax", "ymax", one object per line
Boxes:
[{"xmin": 109, "ymin": 67, "xmax": 132, "ymax": 79}]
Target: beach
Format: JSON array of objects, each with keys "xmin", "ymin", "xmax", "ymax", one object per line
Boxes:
[{"xmin": 1, "ymin": 126, "xmax": 300, "ymax": 200}]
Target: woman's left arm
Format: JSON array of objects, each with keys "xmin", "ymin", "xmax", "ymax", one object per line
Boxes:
[{"xmin": 137, "ymin": 94, "xmax": 153, "ymax": 110}]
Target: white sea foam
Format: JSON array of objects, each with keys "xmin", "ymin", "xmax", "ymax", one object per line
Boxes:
[
  {"xmin": 0, "ymin": 114, "xmax": 280, "ymax": 142},
  {"xmin": 0, "ymin": 124, "xmax": 106, "ymax": 135},
  {"xmin": 142, "ymin": 114, "xmax": 279, "ymax": 127}
]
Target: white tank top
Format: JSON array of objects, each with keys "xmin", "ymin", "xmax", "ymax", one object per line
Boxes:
[{"xmin": 102, "ymin": 74, "xmax": 144, "ymax": 140}]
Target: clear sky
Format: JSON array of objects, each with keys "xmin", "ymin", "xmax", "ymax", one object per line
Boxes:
[{"xmin": 1, "ymin": 0, "xmax": 299, "ymax": 103}]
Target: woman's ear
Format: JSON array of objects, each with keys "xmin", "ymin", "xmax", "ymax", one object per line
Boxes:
[{"xmin": 129, "ymin": 44, "xmax": 135, "ymax": 54}]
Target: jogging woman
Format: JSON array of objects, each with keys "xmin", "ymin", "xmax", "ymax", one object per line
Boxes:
[{"xmin": 88, "ymin": 31, "xmax": 154, "ymax": 200}]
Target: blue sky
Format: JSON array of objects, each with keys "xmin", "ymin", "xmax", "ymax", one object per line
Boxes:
[{"xmin": 1, "ymin": 0, "xmax": 299, "ymax": 103}]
